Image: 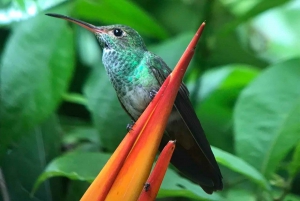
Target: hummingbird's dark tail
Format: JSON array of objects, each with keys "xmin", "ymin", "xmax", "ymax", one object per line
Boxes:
[
  {"xmin": 159, "ymin": 93, "xmax": 223, "ymax": 194},
  {"xmin": 159, "ymin": 134, "xmax": 222, "ymax": 194}
]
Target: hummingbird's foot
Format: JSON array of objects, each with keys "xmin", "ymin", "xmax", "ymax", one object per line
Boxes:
[
  {"xmin": 144, "ymin": 182, "xmax": 150, "ymax": 192},
  {"xmin": 126, "ymin": 120, "xmax": 135, "ymax": 131},
  {"xmin": 149, "ymin": 89, "xmax": 158, "ymax": 99}
]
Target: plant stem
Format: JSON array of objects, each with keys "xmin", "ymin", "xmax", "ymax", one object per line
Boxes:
[
  {"xmin": 0, "ymin": 168, "xmax": 10, "ymax": 201},
  {"xmin": 273, "ymin": 178, "xmax": 292, "ymax": 201}
]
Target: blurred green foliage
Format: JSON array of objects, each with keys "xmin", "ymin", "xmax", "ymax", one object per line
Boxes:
[{"xmin": 1, "ymin": 0, "xmax": 300, "ymax": 200}]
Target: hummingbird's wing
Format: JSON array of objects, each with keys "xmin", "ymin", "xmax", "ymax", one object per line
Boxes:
[{"xmin": 148, "ymin": 54, "xmax": 223, "ymax": 194}]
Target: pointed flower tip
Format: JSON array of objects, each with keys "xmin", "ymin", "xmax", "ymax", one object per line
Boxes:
[{"xmin": 138, "ymin": 141, "xmax": 176, "ymax": 201}]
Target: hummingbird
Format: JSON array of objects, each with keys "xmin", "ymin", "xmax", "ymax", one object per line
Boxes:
[{"xmin": 46, "ymin": 13, "xmax": 223, "ymax": 194}]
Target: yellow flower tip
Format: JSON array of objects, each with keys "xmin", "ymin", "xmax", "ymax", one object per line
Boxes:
[
  {"xmin": 170, "ymin": 22, "xmax": 205, "ymax": 84},
  {"xmin": 138, "ymin": 140, "xmax": 176, "ymax": 201}
]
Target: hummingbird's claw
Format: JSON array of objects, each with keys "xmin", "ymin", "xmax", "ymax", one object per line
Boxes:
[
  {"xmin": 126, "ymin": 120, "xmax": 135, "ymax": 131},
  {"xmin": 149, "ymin": 90, "xmax": 158, "ymax": 99},
  {"xmin": 144, "ymin": 182, "xmax": 150, "ymax": 192}
]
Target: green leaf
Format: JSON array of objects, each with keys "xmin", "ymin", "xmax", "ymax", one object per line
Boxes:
[
  {"xmin": 62, "ymin": 126, "xmax": 99, "ymax": 146},
  {"xmin": 219, "ymin": 0, "xmax": 290, "ymax": 17},
  {"xmin": 1, "ymin": 115, "xmax": 63, "ymax": 201},
  {"xmin": 272, "ymin": 191, "xmax": 300, "ymax": 201},
  {"xmin": 283, "ymin": 193, "xmax": 300, "ymax": 201},
  {"xmin": 0, "ymin": 14, "xmax": 75, "ymax": 154},
  {"xmin": 199, "ymin": 64, "xmax": 259, "ymax": 100},
  {"xmin": 209, "ymin": 30, "xmax": 267, "ymax": 67},
  {"xmin": 158, "ymin": 168, "xmax": 223, "ymax": 201},
  {"xmin": 195, "ymin": 65, "xmax": 259, "ymax": 152},
  {"xmin": 0, "ymin": 0, "xmax": 68, "ymax": 25},
  {"xmin": 33, "ymin": 152, "xmax": 111, "ymax": 193},
  {"xmin": 288, "ymin": 142, "xmax": 300, "ymax": 178},
  {"xmin": 62, "ymin": 124, "xmax": 101, "ymax": 152},
  {"xmin": 83, "ymin": 66, "xmax": 130, "ymax": 151},
  {"xmin": 234, "ymin": 58, "xmax": 300, "ymax": 178},
  {"xmin": 212, "ymin": 147, "xmax": 270, "ymax": 190},
  {"xmin": 15, "ymin": 0, "xmax": 26, "ymax": 11},
  {"xmin": 218, "ymin": 0, "xmax": 291, "ymax": 35},
  {"xmin": 74, "ymin": 0, "xmax": 168, "ymax": 39},
  {"xmin": 225, "ymin": 188, "xmax": 256, "ymax": 201},
  {"xmin": 248, "ymin": 0, "xmax": 300, "ymax": 62}
]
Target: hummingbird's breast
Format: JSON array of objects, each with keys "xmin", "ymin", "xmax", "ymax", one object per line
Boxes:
[{"xmin": 102, "ymin": 49, "xmax": 160, "ymax": 119}]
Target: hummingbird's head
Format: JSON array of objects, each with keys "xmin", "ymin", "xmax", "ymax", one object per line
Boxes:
[
  {"xmin": 95, "ymin": 25, "xmax": 147, "ymax": 51},
  {"xmin": 45, "ymin": 14, "xmax": 146, "ymax": 52}
]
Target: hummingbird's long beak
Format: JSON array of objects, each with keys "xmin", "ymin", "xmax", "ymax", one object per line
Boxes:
[{"xmin": 46, "ymin": 13, "xmax": 104, "ymax": 33}]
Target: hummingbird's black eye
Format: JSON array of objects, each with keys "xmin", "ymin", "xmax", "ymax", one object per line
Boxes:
[{"xmin": 113, "ymin": 28, "xmax": 123, "ymax": 37}]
